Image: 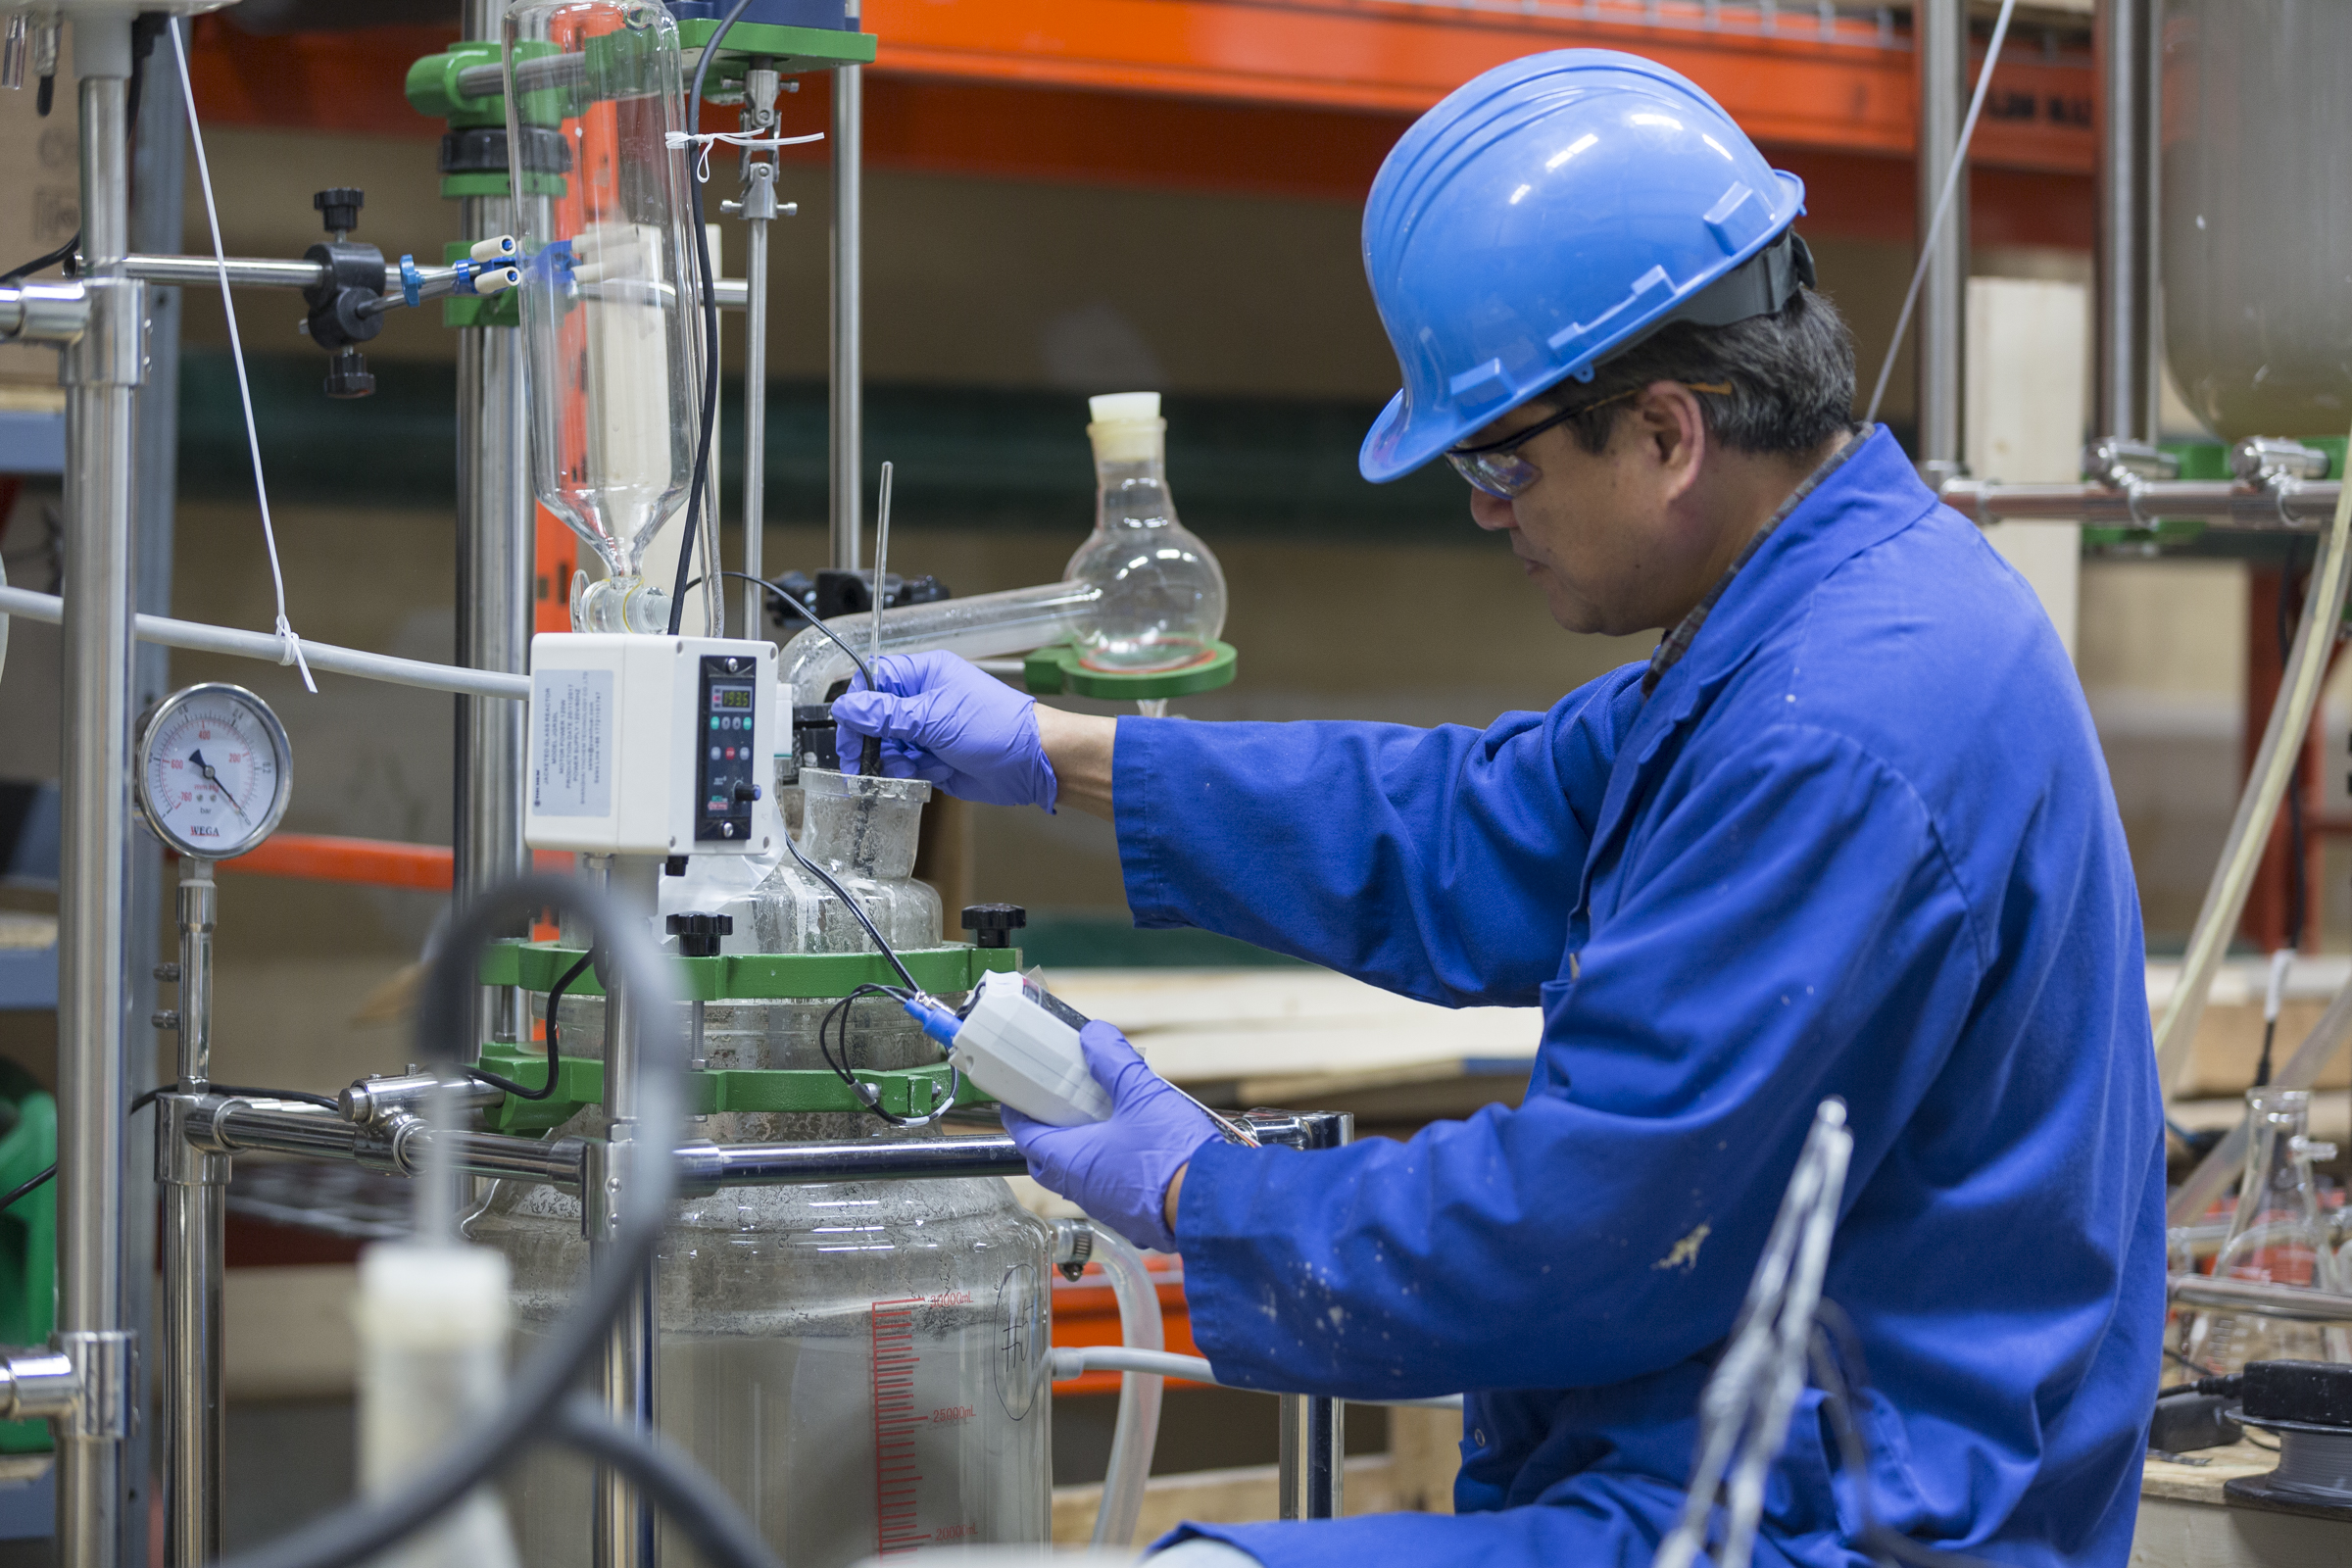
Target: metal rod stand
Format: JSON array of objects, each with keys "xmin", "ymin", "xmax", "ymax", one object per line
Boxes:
[
  {"xmin": 592, "ymin": 856, "xmax": 662, "ymax": 1568},
  {"xmin": 159, "ymin": 860, "xmax": 223, "ymax": 1566},
  {"xmin": 1259, "ymin": 1112, "xmax": 1352, "ymax": 1521},
  {"xmin": 59, "ymin": 26, "xmax": 142, "ymax": 1565}
]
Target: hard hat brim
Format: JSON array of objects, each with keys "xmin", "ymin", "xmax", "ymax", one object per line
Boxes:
[{"xmin": 1357, "ymin": 169, "xmax": 1806, "ymax": 485}]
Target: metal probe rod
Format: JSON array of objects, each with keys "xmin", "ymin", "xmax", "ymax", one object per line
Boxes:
[{"xmin": 829, "ymin": 64, "xmax": 862, "ymax": 571}]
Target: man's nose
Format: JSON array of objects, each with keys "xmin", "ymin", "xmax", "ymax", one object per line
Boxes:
[{"xmin": 1468, "ymin": 487, "xmax": 1517, "ymax": 532}]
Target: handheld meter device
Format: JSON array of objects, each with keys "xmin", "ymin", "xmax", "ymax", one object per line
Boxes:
[{"xmin": 909, "ymin": 971, "xmax": 1113, "ymax": 1126}]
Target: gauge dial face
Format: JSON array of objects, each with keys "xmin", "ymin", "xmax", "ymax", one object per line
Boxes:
[{"xmin": 135, "ymin": 685, "xmax": 292, "ymax": 859}]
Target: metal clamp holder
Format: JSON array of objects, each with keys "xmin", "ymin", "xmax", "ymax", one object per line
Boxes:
[{"xmin": 53, "ymin": 1332, "xmax": 135, "ymax": 1442}]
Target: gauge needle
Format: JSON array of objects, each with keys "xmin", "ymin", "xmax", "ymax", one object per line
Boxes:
[{"xmin": 187, "ymin": 749, "xmax": 251, "ymax": 822}]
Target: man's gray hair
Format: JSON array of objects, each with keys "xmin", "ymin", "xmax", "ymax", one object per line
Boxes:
[{"xmin": 1557, "ymin": 286, "xmax": 1856, "ymax": 458}]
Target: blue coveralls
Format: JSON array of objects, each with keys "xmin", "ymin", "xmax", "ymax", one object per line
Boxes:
[{"xmin": 1116, "ymin": 428, "xmax": 2167, "ymax": 1567}]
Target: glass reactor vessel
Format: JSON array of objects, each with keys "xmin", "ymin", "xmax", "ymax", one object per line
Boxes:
[
  {"xmin": 470, "ymin": 770, "xmax": 1054, "ymax": 1565},
  {"xmin": 503, "ymin": 0, "xmax": 704, "ymax": 634}
]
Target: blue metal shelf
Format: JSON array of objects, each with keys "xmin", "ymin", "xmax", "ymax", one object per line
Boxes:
[
  {"xmin": 0, "ymin": 411, "xmax": 64, "ymax": 476},
  {"xmin": 0, "ymin": 948, "xmax": 55, "ymax": 1011}
]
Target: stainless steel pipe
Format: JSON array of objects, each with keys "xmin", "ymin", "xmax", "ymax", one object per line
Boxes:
[
  {"xmin": 2168, "ymin": 1272, "xmax": 2352, "ymax": 1325},
  {"xmin": 1940, "ymin": 476, "xmax": 2345, "ymax": 530},
  {"xmin": 1264, "ymin": 1112, "xmax": 1351, "ymax": 1522},
  {"xmin": 0, "ymin": 280, "xmax": 90, "ymax": 342},
  {"xmin": 1914, "ymin": 0, "xmax": 1967, "ymax": 483},
  {"xmin": 113, "ymin": 254, "xmax": 746, "ymax": 308},
  {"xmin": 2093, "ymin": 0, "xmax": 2159, "ymax": 445},
  {"xmin": 59, "ymin": 46, "xmax": 141, "ymax": 1568},
  {"xmin": 687, "ymin": 1135, "xmax": 1030, "ymax": 1187},
  {"xmin": 829, "ymin": 64, "xmax": 862, "ymax": 571},
  {"xmin": 160, "ymin": 861, "xmax": 222, "ymax": 1567},
  {"xmin": 454, "ymin": 189, "xmax": 535, "ymax": 1054}
]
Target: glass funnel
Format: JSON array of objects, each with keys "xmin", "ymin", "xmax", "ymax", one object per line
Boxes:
[
  {"xmin": 504, "ymin": 0, "xmax": 703, "ymax": 634},
  {"xmin": 1062, "ymin": 392, "xmax": 1227, "ymax": 673},
  {"xmin": 2179, "ymin": 1087, "xmax": 2349, "ymax": 1373}
]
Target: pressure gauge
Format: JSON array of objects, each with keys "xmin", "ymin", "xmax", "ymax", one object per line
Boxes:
[{"xmin": 134, "ymin": 684, "xmax": 293, "ymax": 860}]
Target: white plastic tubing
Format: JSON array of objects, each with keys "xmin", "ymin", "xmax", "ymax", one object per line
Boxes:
[
  {"xmin": 0, "ymin": 584, "xmax": 528, "ymax": 701},
  {"xmin": 1084, "ymin": 1224, "xmax": 1165, "ymax": 1551}
]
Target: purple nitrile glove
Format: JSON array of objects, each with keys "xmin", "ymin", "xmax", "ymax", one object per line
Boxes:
[
  {"xmin": 1002, "ymin": 1021, "xmax": 1220, "ymax": 1254},
  {"xmin": 830, "ymin": 651, "xmax": 1059, "ymax": 810}
]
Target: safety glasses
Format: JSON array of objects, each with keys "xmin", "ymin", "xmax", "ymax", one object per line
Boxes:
[{"xmin": 1446, "ymin": 381, "xmax": 1733, "ymax": 499}]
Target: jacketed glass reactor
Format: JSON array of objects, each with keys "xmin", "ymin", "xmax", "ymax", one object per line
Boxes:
[
  {"xmin": 504, "ymin": 0, "xmax": 705, "ymax": 634},
  {"xmin": 470, "ymin": 766, "xmax": 1054, "ymax": 1565}
]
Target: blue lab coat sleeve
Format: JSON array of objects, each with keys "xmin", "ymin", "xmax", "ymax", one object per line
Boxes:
[
  {"xmin": 1153, "ymin": 716, "xmax": 1978, "ymax": 1400},
  {"xmin": 1111, "ymin": 664, "xmax": 1648, "ymax": 1008}
]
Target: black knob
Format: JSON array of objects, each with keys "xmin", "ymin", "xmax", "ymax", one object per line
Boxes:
[
  {"xmin": 663, "ymin": 855, "xmax": 689, "ymax": 877},
  {"xmin": 322, "ymin": 346, "xmax": 374, "ymax": 400},
  {"xmin": 314, "ymin": 186, "xmax": 364, "ymax": 235},
  {"xmin": 666, "ymin": 912, "xmax": 734, "ymax": 959},
  {"xmin": 732, "ymin": 782, "xmax": 760, "ymax": 804},
  {"xmin": 154, "ymin": 962, "xmax": 180, "ymax": 983},
  {"xmin": 961, "ymin": 904, "xmax": 1027, "ymax": 950}
]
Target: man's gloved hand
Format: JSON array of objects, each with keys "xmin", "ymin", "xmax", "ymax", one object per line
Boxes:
[
  {"xmin": 1003, "ymin": 1021, "xmax": 1220, "ymax": 1253},
  {"xmin": 831, "ymin": 652, "xmax": 1058, "ymax": 810}
]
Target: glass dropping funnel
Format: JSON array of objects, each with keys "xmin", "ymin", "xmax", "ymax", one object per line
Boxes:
[
  {"xmin": 1063, "ymin": 392, "xmax": 1227, "ymax": 673},
  {"xmin": 2179, "ymin": 1086, "xmax": 2350, "ymax": 1373},
  {"xmin": 503, "ymin": 0, "xmax": 705, "ymax": 634}
]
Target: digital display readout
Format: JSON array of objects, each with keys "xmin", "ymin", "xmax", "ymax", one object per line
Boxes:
[{"xmin": 710, "ymin": 684, "xmax": 754, "ymax": 711}]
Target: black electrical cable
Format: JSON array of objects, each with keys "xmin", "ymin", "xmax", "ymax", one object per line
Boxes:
[
  {"xmin": 2165, "ymin": 1344, "xmax": 2219, "ymax": 1379},
  {"xmin": 695, "ymin": 569, "xmax": 881, "ymax": 694},
  {"xmin": 0, "ymin": 1165, "xmax": 54, "ymax": 1213},
  {"xmin": 818, "ymin": 983, "xmax": 962, "ymax": 1129},
  {"xmin": 1, "ymin": 232, "xmax": 79, "ymax": 284},
  {"xmin": 210, "ymin": 874, "xmax": 684, "ymax": 1568},
  {"xmin": 551, "ymin": 1395, "xmax": 780, "ymax": 1568},
  {"xmin": 137, "ymin": 1082, "xmax": 341, "ymax": 1115},
  {"xmin": 780, "ymin": 828, "xmax": 922, "ymax": 995},
  {"xmin": 665, "ymin": 0, "xmax": 760, "ymax": 639},
  {"xmin": 466, "ymin": 948, "xmax": 597, "ymax": 1102}
]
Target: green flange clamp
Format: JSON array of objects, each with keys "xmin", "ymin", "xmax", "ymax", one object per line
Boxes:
[
  {"xmin": 1023, "ymin": 640, "xmax": 1238, "ymax": 701},
  {"xmin": 479, "ymin": 940, "xmax": 1018, "ymax": 1000},
  {"xmin": 674, "ymin": 18, "xmax": 877, "ymax": 78},
  {"xmin": 471, "ymin": 940, "xmax": 1016, "ymax": 1132},
  {"xmin": 470, "ymin": 1042, "xmax": 991, "ymax": 1134}
]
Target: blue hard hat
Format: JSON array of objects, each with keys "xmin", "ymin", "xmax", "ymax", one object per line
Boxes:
[{"xmin": 1358, "ymin": 50, "xmax": 1807, "ymax": 483}]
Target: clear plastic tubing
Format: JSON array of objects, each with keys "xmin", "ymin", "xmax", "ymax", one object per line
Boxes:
[
  {"xmin": 1083, "ymin": 1221, "xmax": 1165, "ymax": 1550},
  {"xmin": 781, "ymin": 580, "xmax": 1098, "ymax": 706}
]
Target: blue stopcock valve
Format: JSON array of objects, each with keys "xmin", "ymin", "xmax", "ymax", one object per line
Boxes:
[{"xmin": 398, "ymin": 254, "xmax": 423, "ymax": 309}]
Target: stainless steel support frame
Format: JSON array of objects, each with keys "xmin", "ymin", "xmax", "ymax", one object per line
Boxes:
[
  {"xmin": 1914, "ymin": 0, "xmax": 1967, "ymax": 483},
  {"xmin": 59, "ymin": 32, "xmax": 142, "ymax": 1566},
  {"xmin": 2093, "ymin": 0, "xmax": 2160, "ymax": 447},
  {"xmin": 1250, "ymin": 1112, "xmax": 1352, "ymax": 1521},
  {"xmin": 454, "ymin": 193, "xmax": 534, "ymax": 1054},
  {"xmin": 1940, "ymin": 476, "xmax": 2346, "ymax": 530},
  {"xmin": 595, "ymin": 858, "xmax": 662, "ymax": 1568},
  {"xmin": 829, "ymin": 64, "xmax": 862, "ymax": 571},
  {"xmin": 158, "ymin": 867, "xmax": 224, "ymax": 1567}
]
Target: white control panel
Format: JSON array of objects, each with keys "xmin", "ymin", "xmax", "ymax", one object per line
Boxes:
[{"xmin": 524, "ymin": 633, "xmax": 777, "ymax": 857}]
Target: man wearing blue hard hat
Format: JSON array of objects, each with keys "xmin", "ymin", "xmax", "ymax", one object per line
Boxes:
[{"xmin": 836, "ymin": 49, "xmax": 2163, "ymax": 1568}]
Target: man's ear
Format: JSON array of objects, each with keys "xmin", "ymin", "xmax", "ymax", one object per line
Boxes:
[{"xmin": 1634, "ymin": 381, "xmax": 1709, "ymax": 499}]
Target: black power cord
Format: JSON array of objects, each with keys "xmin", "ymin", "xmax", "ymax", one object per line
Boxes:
[
  {"xmin": 466, "ymin": 948, "xmax": 597, "ymax": 1103},
  {"xmin": 665, "ymin": 0, "xmax": 760, "ymax": 638},
  {"xmin": 550, "ymin": 1395, "xmax": 778, "ymax": 1568},
  {"xmin": 693, "ymin": 569, "xmax": 880, "ymax": 693}
]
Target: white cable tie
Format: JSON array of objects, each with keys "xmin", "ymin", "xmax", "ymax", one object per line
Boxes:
[
  {"xmin": 665, "ymin": 127, "xmax": 826, "ymax": 183},
  {"xmin": 273, "ymin": 613, "xmax": 318, "ymax": 694}
]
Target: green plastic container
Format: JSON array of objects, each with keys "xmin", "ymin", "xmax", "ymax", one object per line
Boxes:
[{"xmin": 0, "ymin": 1063, "xmax": 56, "ymax": 1453}]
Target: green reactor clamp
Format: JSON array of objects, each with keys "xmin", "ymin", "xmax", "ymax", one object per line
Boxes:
[{"xmin": 471, "ymin": 939, "xmax": 1015, "ymax": 1133}]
